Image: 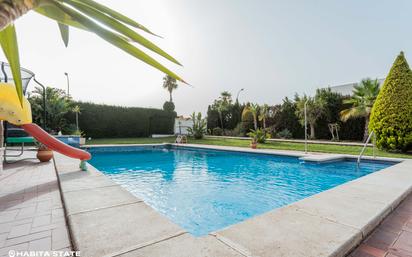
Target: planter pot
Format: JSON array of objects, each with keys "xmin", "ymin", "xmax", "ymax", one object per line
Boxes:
[
  {"xmin": 37, "ymin": 150, "xmax": 53, "ymax": 162},
  {"xmin": 79, "ymin": 137, "xmax": 86, "ymax": 145},
  {"xmin": 250, "ymin": 142, "xmax": 257, "ymax": 149}
]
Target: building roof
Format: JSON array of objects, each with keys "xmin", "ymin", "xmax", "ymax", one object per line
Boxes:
[{"xmin": 328, "ymin": 78, "xmax": 385, "ymax": 96}]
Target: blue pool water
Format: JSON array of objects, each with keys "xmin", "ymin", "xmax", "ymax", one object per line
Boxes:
[{"xmin": 88, "ymin": 146, "xmax": 393, "ymax": 236}]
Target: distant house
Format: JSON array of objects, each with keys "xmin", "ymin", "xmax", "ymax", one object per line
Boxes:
[
  {"xmin": 328, "ymin": 78, "xmax": 385, "ymax": 96},
  {"xmin": 174, "ymin": 116, "xmax": 193, "ymax": 135}
]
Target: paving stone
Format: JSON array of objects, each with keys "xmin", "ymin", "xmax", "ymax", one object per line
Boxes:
[
  {"xmin": 0, "ymin": 242, "xmax": 29, "ymax": 256},
  {"xmin": 59, "ymin": 172, "xmax": 116, "ymax": 193},
  {"xmin": 8, "ymin": 224, "xmax": 31, "ymax": 239},
  {"xmin": 29, "ymin": 237, "xmax": 52, "ymax": 251},
  {"xmin": 0, "ymin": 210, "xmax": 18, "ymax": 224},
  {"xmin": 32, "ymin": 215, "xmax": 51, "ymax": 228},
  {"xmin": 215, "ymin": 205, "xmax": 362, "ymax": 257},
  {"xmin": 68, "ymin": 202, "xmax": 184, "ymax": 257},
  {"xmin": 5, "ymin": 230, "xmax": 51, "ymax": 247},
  {"xmin": 36, "ymin": 200, "xmax": 52, "ymax": 212},
  {"xmin": 350, "ymin": 193, "xmax": 412, "ymax": 257},
  {"xmin": 16, "ymin": 206, "xmax": 36, "ymax": 219},
  {"xmin": 52, "ymin": 227, "xmax": 69, "ymax": 243},
  {"xmin": 120, "ymin": 233, "xmax": 243, "ymax": 257},
  {"xmin": 63, "ymin": 185, "xmax": 142, "ymax": 215},
  {"xmin": 295, "ymin": 185, "xmax": 391, "ymax": 236},
  {"xmin": 351, "ymin": 245, "xmax": 385, "ymax": 257},
  {"xmin": 30, "ymin": 220, "xmax": 66, "ymax": 234},
  {"xmin": 393, "ymin": 231, "xmax": 412, "ymax": 253},
  {"xmin": 51, "ymin": 208, "xmax": 64, "ymax": 219},
  {"xmin": 0, "ymin": 233, "xmax": 7, "ymax": 248},
  {"xmin": 51, "ymin": 228, "xmax": 71, "ymax": 251},
  {"xmin": 364, "ymin": 229, "xmax": 398, "ymax": 251}
]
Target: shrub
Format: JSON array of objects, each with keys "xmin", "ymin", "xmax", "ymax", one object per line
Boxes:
[
  {"xmin": 232, "ymin": 123, "xmax": 243, "ymax": 137},
  {"xmin": 163, "ymin": 101, "xmax": 175, "ymax": 112},
  {"xmin": 67, "ymin": 102, "xmax": 175, "ymax": 138},
  {"xmin": 369, "ymin": 52, "xmax": 412, "ymax": 152},
  {"xmin": 276, "ymin": 129, "xmax": 292, "ymax": 139},
  {"xmin": 212, "ymin": 127, "xmax": 223, "ymax": 136},
  {"xmin": 187, "ymin": 112, "xmax": 207, "ymax": 139},
  {"xmin": 247, "ymin": 128, "xmax": 268, "ymax": 143}
]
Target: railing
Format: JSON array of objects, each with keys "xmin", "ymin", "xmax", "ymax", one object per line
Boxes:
[{"xmin": 357, "ymin": 131, "xmax": 376, "ymax": 165}]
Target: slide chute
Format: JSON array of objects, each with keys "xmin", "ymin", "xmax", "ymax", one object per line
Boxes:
[
  {"xmin": 22, "ymin": 123, "xmax": 91, "ymax": 161},
  {"xmin": 1, "ymin": 83, "xmax": 91, "ymax": 170}
]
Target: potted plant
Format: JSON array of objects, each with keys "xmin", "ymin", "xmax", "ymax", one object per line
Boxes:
[
  {"xmin": 74, "ymin": 130, "xmax": 86, "ymax": 145},
  {"xmin": 250, "ymin": 137, "xmax": 258, "ymax": 149},
  {"xmin": 36, "ymin": 144, "xmax": 53, "ymax": 162},
  {"xmin": 247, "ymin": 128, "xmax": 268, "ymax": 149}
]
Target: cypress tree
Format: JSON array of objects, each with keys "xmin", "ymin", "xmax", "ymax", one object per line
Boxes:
[{"xmin": 369, "ymin": 52, "xmax": 412, "ymax": 152}]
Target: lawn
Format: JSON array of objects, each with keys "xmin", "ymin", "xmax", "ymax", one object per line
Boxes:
[{"xmin": 87, "ymin": 137, "xmax": 412, "ymax": 159}]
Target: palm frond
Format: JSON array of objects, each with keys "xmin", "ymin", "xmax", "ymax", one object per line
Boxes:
[
  {"xmin": 0, "ymin": 24, "xmax": 23, "ymax": 106},
  {"xmin": 1, "ymin": 0, "xmax": 185, "ymax": 104}
]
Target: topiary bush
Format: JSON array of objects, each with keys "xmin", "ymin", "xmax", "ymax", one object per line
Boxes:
[
  {"xmin": 369, "ymin": 52, "xmax": 412, "ymax": 152},
  {"xmin": 163, "ymin": 101, "xmax": 175, "ymax": 112}
]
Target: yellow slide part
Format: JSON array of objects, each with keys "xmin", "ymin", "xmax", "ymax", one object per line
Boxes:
[{"xmin": 0, "ymin": 83, "xmax": 32, "ymax": 125}]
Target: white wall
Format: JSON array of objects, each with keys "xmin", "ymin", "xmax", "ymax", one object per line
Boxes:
[{"xmin": 174, "ymin": 118, "xmax": 193, "ymax": 135}]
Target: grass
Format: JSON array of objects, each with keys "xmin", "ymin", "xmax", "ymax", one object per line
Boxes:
[{"xmin": 87, "ymin": 136, "xmax": 412, "ymax": 159}]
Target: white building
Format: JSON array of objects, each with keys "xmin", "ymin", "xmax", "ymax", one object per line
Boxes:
[
  {"xmin": 328, "ymin": 78, "xmax": 385, "ymax": 96},
  {"xmin": 174, "ymin": 116, "xmax": 193, "ymax": 135}
]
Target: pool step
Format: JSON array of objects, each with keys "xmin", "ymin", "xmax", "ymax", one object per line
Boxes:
[{"xmin": 299, "ymin": 154, "xmax": 345, "ymax": 163}]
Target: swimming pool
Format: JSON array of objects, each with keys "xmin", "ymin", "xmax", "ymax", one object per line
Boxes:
[{"xmin": 88, "ymin": 145, "xmax": 393, "ymax": 236}]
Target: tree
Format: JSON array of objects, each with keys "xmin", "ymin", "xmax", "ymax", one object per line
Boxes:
[
  {"xmin": 163, "ymin": 101, "xmax": 175, "ymax": 112},
  {"xmin": 215, "ymin": 91, "xmax": 232, "ymax": 130},
  {"xmin": 340, "ymin": 78, "xmax": 380, "ymax": 141},
  {"xmin": 163, "ymin": 75, "xmax": 178, "ymax": 102},
  {"xmin": 315, "ymin": 88, "xmax": 344, "ymax": 140},
  {"xmin": 295, "ymin": 94, "xmax": 325, "ymax": 139},
  {"xmin": 28, "ymin": 86, "xmax": 73, "ymax": 133},
  {"xmin": 72, "ymin": 105, "xmax": 81, "ymax": 131},
  {"xmin": 243, "ymin": 103, "xmax": 259, "ymax": 130},
  {"xmin": 369, "ymin": 52, "xmax": 412, "ymax": 152},
  {"xmin": 258, "ymin": 104, "xmax": 269, "ymax": 129}
]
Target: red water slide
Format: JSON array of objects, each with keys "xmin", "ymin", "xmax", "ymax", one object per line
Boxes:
[{"xmin": 22, "ymin": 123, "xmax": 91, "ymax": 161}]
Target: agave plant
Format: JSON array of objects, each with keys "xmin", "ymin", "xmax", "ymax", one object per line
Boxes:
[
  {"xmin": 187, "ymin": 112, "xmax": 207, "ymax": 139},
  {"xmin": 0, "ymin": 0, "xmax": 185, "ymax": 105}
]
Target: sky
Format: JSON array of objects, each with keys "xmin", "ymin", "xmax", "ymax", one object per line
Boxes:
[{"xmin": 1, "ymin": 0, "xmax": 412, "ymax": 116}]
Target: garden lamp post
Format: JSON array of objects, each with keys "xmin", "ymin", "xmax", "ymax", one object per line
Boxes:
[
  {"xmin": 304, "ymin": 98, "xmax": 309, "ymax": 154},
  {"xmin": 64, "ymin": 72, "xmax": 70, "ymax": 97},
  {"xmin": 236, "ymin": 88, "xmax": 245, "ymax": 103}
]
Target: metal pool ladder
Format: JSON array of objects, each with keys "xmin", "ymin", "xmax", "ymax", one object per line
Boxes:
[{"xmin": 357, "ymin": 131, "xmax": 376, "ymax": 165}]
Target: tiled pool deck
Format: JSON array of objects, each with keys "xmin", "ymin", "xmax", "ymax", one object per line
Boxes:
[
  {"xmin": 1, "ymin": 144, "xmax": 412, "ymax": 257},
  {"xmin": 0, "ymin": 152, "xmax": 71, "ymax": 256},
  {"xmin": 350, "ymin": 193, "xmax": 412, "ymax": 257}
]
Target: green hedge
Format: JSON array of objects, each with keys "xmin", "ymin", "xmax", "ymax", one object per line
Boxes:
[
  {"xmin": 369, "ymin": 52, "xmax": 412, "ymax": 152},
  {"xmin": 68, "ymin": 102, "xmax": 176, "ymax": 138}
]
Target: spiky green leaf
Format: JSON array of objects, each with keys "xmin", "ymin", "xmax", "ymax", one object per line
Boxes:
[
  {"xmin": 0, "ymin": 24, "xmax": 23, "ymax": 105},
  {"xmin": 63, "ymin": 0, "xmax": 181, "ymax": 65},
  {"xmin": 51, "ymin": 1, "xmax": 185, "ymax": 83},
  {"xmin": 71, "ymin": 0, "xmax": 160, "ymax": 37},
  {"xmin": 58, "ymin": 22, "xmax": 69, "ymax": 47}
]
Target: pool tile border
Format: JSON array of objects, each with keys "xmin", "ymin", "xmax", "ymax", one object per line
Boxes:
[{"xmin": 54, "ymin": 144, "xmax": 412, "ymax": 257}]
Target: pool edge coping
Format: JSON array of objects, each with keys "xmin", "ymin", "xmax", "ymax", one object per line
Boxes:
[{"xmin": 55, "ymin": 144, "xmax": 412, "ymax": 257}]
